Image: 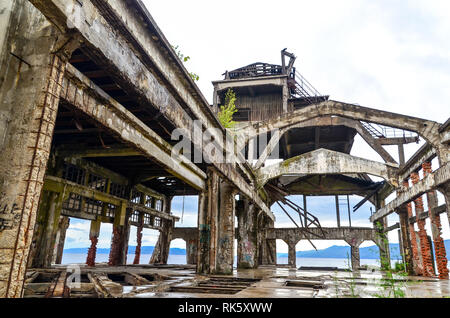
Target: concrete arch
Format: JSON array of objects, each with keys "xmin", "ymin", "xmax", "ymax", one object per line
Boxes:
[
  {"xmin": 250, "ymin": 115, "xmax": 399, "ymax": 167},
  {"xmin": 257, "ymin": 148, "xmax": 399, "ymax": 187},
  {"xmin": 236, "ymin": 100, "xmax": 449, "ymax": 167},
  {"xmin": 241, "ymin": 100, "xmax": 441, "ymax": 146}
]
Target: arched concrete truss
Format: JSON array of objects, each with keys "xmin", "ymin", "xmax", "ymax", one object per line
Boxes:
[
  {"xmin": 265, "ymin": 227, "xmax": 377, "ymax": 246},
  {"xmin": 257, "ymin": 148, "xmax": 399, "ymax": 187},
  {"xmin": 236, "ymin": 100, "xmax": 448, "ymax": 164}
]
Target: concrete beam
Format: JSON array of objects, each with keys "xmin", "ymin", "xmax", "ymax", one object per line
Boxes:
[
  {"xmin": 213, "ymin": 75, "xmax": 286, "ymax": 92},
  {"xmin": 63, "ymin": 64, "xmax": 206, "ymax": 191},
  {"xmin": 257, "ymin": 148, "xmax": 399, "ymax": 187},
  {"xmin": 58, "ymin": 146, "xmax": 141, "ymax": 158},
  {"xmin": 43, "ymin": 176, "xmax": 177, "ymax": 222},
  {"xmin": 371, "ymin": 163, "xmax": 450, "ymax": 222},
  {"xmin": 378, "ymin": 137, "xmax": 419, "ymax": 145},
  {"xmin": 265, "ymin": 227, "xmax": 376, "ymax": 243},
  {"xmin": 241, "ymin": 100, "xmax": 442, "ymax": 150}
]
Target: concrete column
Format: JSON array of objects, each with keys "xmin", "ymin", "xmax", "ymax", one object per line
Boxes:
[
  {"xmin": 236, "ymin": 199, "xmax": 258, "ymax": 269},
  {"xmin": 287, "ymin": 242, "xmax": 297, "ymax": 268},
  {"xmin": 216, "ymin": 181, "xmax": 237, "ymax": 275},
  {"xmin": 345, "ymin": 238, "xmax": 363, "ymax": 271},
  {"xmin": 186, "ymin": 236, "xmax": 198, "ymax": 265},
  {"xmin": 423, "ymin": 162, "xmax": 449, "ymax": 279},
  {"xmin": 0, "ymin": 0, "xmax": 80, "ymax": 297},
  {"xmin": 150, "ymin": 219, "xmax": 173, "ymax": 265},
  {"xmin": 86, "ymin": 219, "xmax": 101, "ymax": 267},
  {"xmin": 258, "ymin": 216, "xmax": 276, "ymax": 266},
  {"xmin": 108, "ymin": 222, "xmax": 130, "ymax": 266},
  {"xmin": 133, "ymin": 223, "xmax": 144, "ymax": 265},
  {"xmin": 149, "ymin": 195, "xmax": 174, "ymax": 265},
  {"xmin": 398, "ymin": 209, "xmax": 415, "ymax": 275},
  {"xmin": 403, "ymin": 180, "xmax": 423, "ymax": 275},
  {"xmin": 374, "ymin": 215, "xmax": 391, "ymax": 271},
  {"xmin": 29, "ymin": 191, "xmax": 64, "ymax": 268},
  {"xmin": 108, "ymin": 204, "xmax": 131, "ymax": 266},
  {"xmin": 197, "ymin": 168, "xmax": 220, "ymax": 274},
  {"xmin": 411, "ymin": 172, "xmax": 434, "ymax": 277},
  {"xmin": 437, "ymin": 183, "xmax": 450, "ymax": 239},
  {"xmin": 282, "ymin": 83, "xmax": 289, "ymax": 113},
  {"xmin": 350, "ymin": 246, "xmax": 361, "ymax": 270},
  {"xmin": 54, "ymin": 216, "xmax": 70, "ymax": 265}
]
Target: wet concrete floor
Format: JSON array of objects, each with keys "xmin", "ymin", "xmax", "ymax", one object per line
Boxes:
[{"xmin": 26, "ymin": 264, "xmax": 450, "ymax": 298}]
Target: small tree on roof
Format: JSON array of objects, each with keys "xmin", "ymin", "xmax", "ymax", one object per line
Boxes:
[{"xmin": 218, "ymin": 89, "xmax": 238, "ymax": 129}]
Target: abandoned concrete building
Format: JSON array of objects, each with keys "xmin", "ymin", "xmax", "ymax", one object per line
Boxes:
[{"xmin": 0, "ymin": 0, "xmax": 449, "ymax": 298}]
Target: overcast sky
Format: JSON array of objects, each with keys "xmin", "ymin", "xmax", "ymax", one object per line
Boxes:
[{"xmin": 65, "ymin": 1, "xmax": 450, "ymax": 255}]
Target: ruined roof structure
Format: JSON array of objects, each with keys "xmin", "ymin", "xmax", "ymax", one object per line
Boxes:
[{"xmin": 0, "ymin": 0, "xmax": 449, "ymax": 301}]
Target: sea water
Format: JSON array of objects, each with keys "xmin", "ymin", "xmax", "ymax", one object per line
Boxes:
[{"xmin": 61, "ymin": 253, "xmax": 386, "ymax": 268}]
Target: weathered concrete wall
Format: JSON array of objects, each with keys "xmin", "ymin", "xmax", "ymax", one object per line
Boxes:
[
  {"xmin": 197, "ymin": 168, "xmax": 220, "ymax": 274},
  {"xmin": 0, "ymin": 0, "xmax": 79, "ymax": 297},
  {"xmin": 236, "ymin": 200, "xmax": 258, "ymax": 269},
  {"xmin": 216, "ymin": 181, "xmax": 236, "ymax": 274},
  {"xmin": 171, "ymin": 227, "xmax": 198, "ymax": 265}
]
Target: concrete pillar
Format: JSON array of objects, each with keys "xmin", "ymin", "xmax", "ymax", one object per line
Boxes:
[
  {"xmin": 0, "ymin": 0, "xmax": 80, "ymax": 297},
  {"xmin": 287, "ymin": 242, "xmax": 297, "ymax": 268},
  {"xmin": 186, "ymin": 236, "xmax": 198, "ymax": 265},
  {"xmin": 443, "ymin": 185, "xmax": 450, "ymax": 229},
  {"xmin": 258, "ymin": 216, "xmax": 276, "ymax": 266},
  {"xmin": 282, "ymin": 83, "xmax": 289, "ymax": 113},
  {"xmin": 108, "ymin": 222, "xmax": 130, "ymax": 266},
  {"xmin": 374, "ymin": 194, "xmax": 391, "ymax": 271},
  {"xmin": 423, "ymin": 162, "xmax": 449, "ymax": 279},
  {"xmin": 197, "ymin": 168, "xmax": 220, "ymax": 274},
  {"xmin": 150, "ymin": 219, "xmax": 173, "ymax": 265},
  {"xmin": 29, "ymin": 191, "xmax": 64, "ymax": 268},
  {"xmin": 398, "ymin": 209, "xmax": 415, "ymax": 275},
  {"xmin": 108, "ymin": 203, "xmax": 131, "ymax": 266},
  {"xmin": 350, "ymin": 245, "xmax": 361, "ymax": 270},
  {"xmin": 402, "ymin": 180, "xmax": 423, "ymax": 275},
  {"xmin": 411, "ymin": 172, "xmax": 434, "ymax": 277},
  {"xmin": 86, "ymin": 219, "xmax": 101, "ymax": 267},
  {"xmin": 436, "ymin": 182, "xmax": 450, "ymax": 247},
  {"xmin": 374, "ymin": 209, "xmax": 391, "ymax": 271},
  {"xmin": 133, "ymin": 223, "xmax": 144, "ymax": 265},
  {"xmin": 345, "ymin": 239, "xmax": 363, "ymax": 271},
  {"xmin": 236, "ymin": 199, "xmax": 258, "ymax": 269},
  {"xmin": 216, "ymin": 181, "xmax": 237, "ymax": 275},
  {"xmin": 54, "ymin": 216, "xmax": 70, "ymax": 265},
  {"xmin": 149, "ymin": 195, "xmax": 174, "ymax": 265}
]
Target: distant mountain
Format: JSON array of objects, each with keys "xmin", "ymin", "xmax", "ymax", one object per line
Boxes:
[
  {"xmin": 277, "ymin": 240, "xmax": 450, "ymax": 260},
  {"xmin": 64, "ymin": 240, "xmax": 450, "ymax": 260},
  {"xmin": 64, "ymin": 246, "xmax": 185, "ymax": 255}
]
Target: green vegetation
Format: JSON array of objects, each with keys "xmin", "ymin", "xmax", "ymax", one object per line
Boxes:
[
  {"xmin": 346, "ymin": 252, "xmax": 358, "ymax": 298},
  {"xmin": 218, "ymin": 89, "xmax": 238, "ymax": 128},
  {"xmin": 172, "ymin": 45, "xmax": 200, "ymax": 82},
  {"xmin": 372, "ymin": 221, "xmax": 408, "ymax": 298}
]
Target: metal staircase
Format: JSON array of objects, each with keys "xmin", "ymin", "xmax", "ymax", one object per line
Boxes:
[{"xmin": 361, "ymin": 121, "xmax": 418, "ymax": 140}]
